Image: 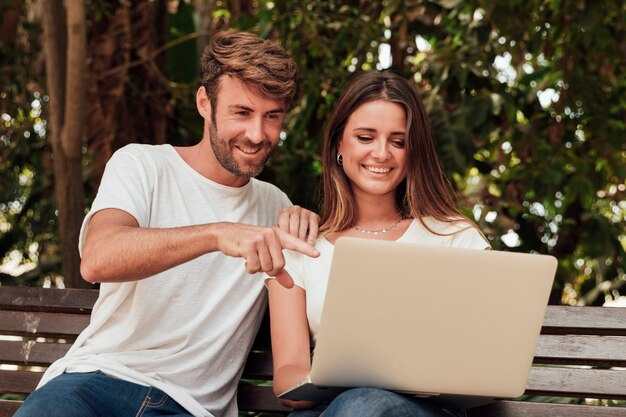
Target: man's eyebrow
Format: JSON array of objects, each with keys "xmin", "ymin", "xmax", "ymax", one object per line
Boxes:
[
  {"xmin": 228, "ymin": 104, "xmax": 285, "ymax": 114},
  {"xmin": 228, "ymin": 105, "xmax": 254, "ymax": 112}
]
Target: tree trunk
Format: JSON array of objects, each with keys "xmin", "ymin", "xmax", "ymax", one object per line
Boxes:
[
  {"xmin": 85, "ymin": 1, "xmax": 170, "ymax": 189},
  {"xmin": 41, "ymin": 0, "xmax": 90, "ymax": 288}
]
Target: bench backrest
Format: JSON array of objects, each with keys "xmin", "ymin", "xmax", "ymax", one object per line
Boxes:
[
  {"xmin": 0, "ymin": 287, "xmax": 285, "ymax": 416},
  {"xmin": 1, "ymin": 287, "xmax": 625, "ymax": 417},
  {"xmin": 468, "ymin": 305, "xmax": 626, "ymax": 416}
]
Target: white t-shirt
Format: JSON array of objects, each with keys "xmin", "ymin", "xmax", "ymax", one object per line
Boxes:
[
  {"xmin": 281, "ymin": 219, "xmax": 489, "ymax": 345},
  {"xmin": 38, "ymin": 144, "xmax": 292, "ymax": 417}
]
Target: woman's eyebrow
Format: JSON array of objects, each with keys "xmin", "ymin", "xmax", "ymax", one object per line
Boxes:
[{"xmin": 352, "ymin": 127, "xmax": 406, "ymax": 136}]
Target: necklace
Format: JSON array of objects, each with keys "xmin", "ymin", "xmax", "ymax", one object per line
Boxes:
[{"xmin": 353, "ymin": 218, "xmax": 403, "ymax": 235}]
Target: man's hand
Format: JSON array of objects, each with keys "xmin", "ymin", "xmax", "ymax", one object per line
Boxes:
[
  {"xmin": 277, "ymin": 205, "xmax": 320, "ymax": 244},
  {"xmin": 215, "ymin": 223, "xmax": 319, "ymax": 286}
]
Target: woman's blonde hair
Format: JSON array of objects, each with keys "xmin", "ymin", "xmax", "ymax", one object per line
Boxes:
[{"xmin": 320, "ymin": 71, "xmax": 468, "ymax": 235}]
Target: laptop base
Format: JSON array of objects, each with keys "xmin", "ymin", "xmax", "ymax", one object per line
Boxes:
[
  {"xmin": 278, "ymin": 382, "xmax": 346, "ymax": 403},
  {"xmin": 279, "ymin": 383, "xmax": 498, "ymax": 409}
]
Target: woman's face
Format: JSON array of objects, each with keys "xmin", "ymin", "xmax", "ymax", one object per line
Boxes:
[{"xmin": 337, "ymin": 99, "xmax": 408, "ymax": 200}]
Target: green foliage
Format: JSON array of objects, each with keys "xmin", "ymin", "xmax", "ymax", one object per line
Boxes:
[
  {"xmin": 0, "ymin": 1, "xmax": 61, "ymax": 285},
  {"xmin": 165, "ymin": 1, "xmax": 198, "ymax": 84},
  {"xmin": 219, "ymin": 0, "xmax": 626, "ymax": 306},
  {"xmin": 1, "ymin": 0, "xmax": 625, "ymax": 306}
]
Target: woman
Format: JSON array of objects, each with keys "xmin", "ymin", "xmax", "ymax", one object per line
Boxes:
[{"xmin": 267, "ymin": 71, "xmax": 490, "ymax": 417}]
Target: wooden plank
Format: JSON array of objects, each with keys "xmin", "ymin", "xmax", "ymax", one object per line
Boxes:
[
  {"xmin": 525, "ymin": 367, "xmax": 626, "ymax": 399},
  {"xmin": 0, "ymin": 311, "xmax": 90, "ymax": 339},
  {"xmin": 468, "ymin": 400, "xmax": 626, "ymax": 417},
  {"xmin": 0, "ymin": 287, "xmax": 98, "ymax": 314},
  {"xmin": 0, "ymin": 340, "xmax": 71, "ymax": 366},
  {"xmin": 3, "ymin": 389, "xmax": 624, "ymax": 417},
  {"xmin": 0, "ymin": 400, "xmax": 23, "ymax": 417},
  {"xmin": 542, "ymin": 306, "xmax": 626, "ymax": 336},
  {"xmin": 534, "ymin": 335, "xmax": 626, "ymax": 367},
  {"xmin": 237, "ymin": 384, "xmax": 289, "ymax": 413},
  {"xmin": 0, "ymin": 370, "xmax": 42, "ymax": 394}
]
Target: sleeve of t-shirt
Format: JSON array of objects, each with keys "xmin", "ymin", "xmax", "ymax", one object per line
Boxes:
[
  {"xmin": 264, "ymin": 248, "xmax": 306, "ymax": 290},
  {"xmin": 278, "ymin": 190, "xmax": 292, "ymax": 209},
  {"xmin": 283, "ymin": 249, "xmax": 306, "ymax": 289},
  {"xmin": 78, "ymin": 145, "xmax": 155, "ymax": 256},
  {"xmin": 450, "ymin": 225, "xmax": 491, "ymax": 250}
]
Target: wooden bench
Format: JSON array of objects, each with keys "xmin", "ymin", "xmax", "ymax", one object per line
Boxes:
[{"xmin": 1, "ymin": 286, "xmax": 625, "ymax": 416}]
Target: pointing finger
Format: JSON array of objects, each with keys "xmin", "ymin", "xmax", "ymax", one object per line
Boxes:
[{"xmin": 275, "ymin": 228, "xmax": 320, "ymax": 258}]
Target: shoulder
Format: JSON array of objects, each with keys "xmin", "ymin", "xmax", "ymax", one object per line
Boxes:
[
  {"xmin": 109, "ymin": 144, "xmax": 170, "ymax": 166},
  {"xmin": 250, "ymin": 177, "xmax": 284, "ymax": 194},
  {"xmin": 116, "ymin": 143, "xmax": 174, "ymax": 160},
  {"xmin": 419, "ymin": 216, "xmax": 473, "ymax": 233},
  {"xmin": 108, "ymin": 144, "xmax": 178, "ymax": 176},
  {"xmin": 414, "ymin": 217, "xmax": 490, "ymax": 249},
  {"xmin": 249, "ymin": 178, "xmax": 291, "ymax": 205}
]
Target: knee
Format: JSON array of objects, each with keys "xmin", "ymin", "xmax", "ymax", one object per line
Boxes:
[
  {"xmin": 326, "ymin": 388, "xmax": 447, "ymax": 417},
  {"xmin": 328, "ymin": 388, "xmax": 405, "ymax": 416},
  {"xmin": 337, "ymin": 387, "xmax": 393, "ymax": 402}
]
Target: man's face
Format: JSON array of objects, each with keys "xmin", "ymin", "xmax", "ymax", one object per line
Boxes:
[{"xmin": 208, "ymin": 75, "xmax": 286, "ymax": 180}]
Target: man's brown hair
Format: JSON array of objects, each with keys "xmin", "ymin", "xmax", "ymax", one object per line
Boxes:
[{"xmin": 200, "ymin": 30, "xmax": 297, "ymax": 111}]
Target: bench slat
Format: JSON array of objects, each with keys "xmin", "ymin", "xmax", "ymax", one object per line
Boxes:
[
  {"xmin": 0, "ymin": 340, "xmax": 72, "ymax": 366},
  {"xmin": 0, "ymin": 287, "xmax": 97, "ymax": 314},
  {"xmin": 5, "ymin": 336, "xmax": 624, "ymax": 372},
  {"xmin": 4, "ymin": 366, "xmax": 625, "ymax": 412},
  {"xmin": 0, "ymin": 400, "xmax": 22, "ymax": 417},
  {"xmin": 534, "ymin": 335, "xmax": 626, "ymax": 366},
  {"xmin": 468, "ymin": 400, "xmax": 626, "ymax": 417},
  {"xmin": 526, "ymin": 367, "xmax": 626, "ymax": 399},
  {"xmin": 0, "ymin": 311, "xmax": 90, "ymax": 339},
  {"xmin": 542, "ymin": 306, "xmax": 626, "ymax": 336},
  {"xmin": 0, "ymin": 370, "xmax": 42, "ymax": 395}
]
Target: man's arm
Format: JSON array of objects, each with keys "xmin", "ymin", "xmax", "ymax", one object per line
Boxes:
[{"xmin": 80, "ymin": 208, "xmax": 319, "ymax": 283}]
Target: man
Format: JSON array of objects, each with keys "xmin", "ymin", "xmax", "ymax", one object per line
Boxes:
[{"xmin": 15, "ymin": 30, "xmax": 319, "ymax": 417}]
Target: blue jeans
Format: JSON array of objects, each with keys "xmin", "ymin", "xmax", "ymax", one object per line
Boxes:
[
  {"xmin": 289, "ymin": 388, "xmax": 465, "ymax": 417},
  {"xmin": 14, "ymin": 371, "xmax": 194, "ymax": 417}
]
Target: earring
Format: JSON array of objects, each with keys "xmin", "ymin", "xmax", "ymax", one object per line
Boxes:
[{"xmin": 336, "ymin": 153, "xmax": 343, "ymax": 166}]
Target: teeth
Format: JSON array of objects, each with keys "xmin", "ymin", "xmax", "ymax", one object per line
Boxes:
[
  {"xmin": 365, "ymin": 166, "xmax": 391, "ymax": 173},
  {"xmin": 238, "ymin": 147, "xmax": 259, "ymax": 154}
]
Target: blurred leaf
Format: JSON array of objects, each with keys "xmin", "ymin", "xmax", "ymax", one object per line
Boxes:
[{"xmin": 165, "ymin": 1, "xmax": 198, "ymax": 84}]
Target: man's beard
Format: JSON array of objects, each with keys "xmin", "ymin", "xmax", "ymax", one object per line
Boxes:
[{"xmin": 209, "ymin": 123, "xmax": 274, "ymax": 179}]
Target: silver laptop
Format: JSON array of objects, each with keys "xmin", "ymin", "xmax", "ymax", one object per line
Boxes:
[{"xmin": 278, "ymin": 237, "xmax": 557, "ymax": 408}]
